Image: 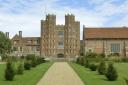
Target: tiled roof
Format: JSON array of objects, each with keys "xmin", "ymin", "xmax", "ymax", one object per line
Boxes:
[
  {"xmin": 22, "ymin": 37, "xmax": 40, "ymax": 40},
  {"xmin": 83, "ymin": 27, "xmax": 128, "ymax": 39}
]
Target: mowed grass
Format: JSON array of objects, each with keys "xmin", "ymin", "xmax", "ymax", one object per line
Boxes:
[
  {"xmin": 0, "ymin": 62, "xmax": 53, "ymax": 85},
  {"xmin": 69, "ymin": 62, "xmax": 128, "ymax": 85}
]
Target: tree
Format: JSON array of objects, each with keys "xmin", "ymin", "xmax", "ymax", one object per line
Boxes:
[
  {"xmin": 98, "ymin": 61, "xmax": 106, "ymax": 75},
  {"xmin": 105, "ymin": 63, "xmax": 118, "ymax": 81},
  {"xmin": 0, "ymin": 32, "xmax": 12, "ymax": 58}
]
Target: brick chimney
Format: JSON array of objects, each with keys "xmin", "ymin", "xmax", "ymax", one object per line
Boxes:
[
  {"xmin": 19, "ymin": 31, "xmax": 22, "ymax": 37},
  {"xmin": 5, "ymin": 32, "xmax": 9, "ymax": 38}
]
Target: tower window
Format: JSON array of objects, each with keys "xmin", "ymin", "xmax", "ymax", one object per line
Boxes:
[
  {"xmin": 58, "ymin": 31, "xmax": 64, "ymax": 37},
  {"xmin": 58, "ymin": 42, "xmax": 64, "ymax": 48}
]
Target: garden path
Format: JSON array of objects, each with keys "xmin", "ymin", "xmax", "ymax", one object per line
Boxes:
[{"xmin": 37, "ymin": 62, "xmax": 84, "ymax": 85}]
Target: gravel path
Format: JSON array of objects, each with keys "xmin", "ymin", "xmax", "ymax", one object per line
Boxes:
[
  {"xmin": 37, "ymin": 62, "xmax": 84, "ymax": 85},
  {"xmin": 0, "ymin": 62, "xmax": 6, "ymax": 64}
]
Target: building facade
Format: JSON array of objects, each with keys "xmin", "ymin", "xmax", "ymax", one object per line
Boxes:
[
  {"xmin": 11, "ymin": 31, "xmax": 40, "ymax": 57},
  {"xmin": 41, "ymin": 14, "xmax": 80, "ymax": 58},
  {"xmin": 83, "ymin": 27, "xmax": 128, "ymax": 57},
  {"xmin": 11, "ymin": 14, "xmax": 80, "ymax": 58}
]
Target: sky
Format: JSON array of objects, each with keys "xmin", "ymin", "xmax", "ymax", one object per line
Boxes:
[{"xmin": 0, "ymin": 0, "xmax": 128, "ymax": 39}]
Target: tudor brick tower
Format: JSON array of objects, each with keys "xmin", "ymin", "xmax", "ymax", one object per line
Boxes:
[
  {"xmin": 64, "ymin": 14, "xmax": 80, "ymax": 57},
  {"xmin": 41, "ymin": 14, "xmax": 80, "ymax": 58}
]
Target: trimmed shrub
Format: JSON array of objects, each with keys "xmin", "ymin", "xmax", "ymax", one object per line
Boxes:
[
  {"xmin": 125, "ymin": 78, "xmax": 128, "ymax": 85},
  {"xmin": 31, "ymin": 59, "xmax": 37, "ymax": 67},
  {"xmin": 25, "ymin": 54, "xmax": 35, "ymax": 61},
  {"xmin": 98, "ymin": 61, "xmax": 106, "ymax": 75},
  {"xmin": 105, "ymin": 63, "xmax": 118, "ymax": 81},
  {"xmin": 98, "ymin": 53, "xmax": 105, "ymax": 58},
  {"xmin": 89, "ymin": 63, "xmax": 97, "ymax": 71},
  {"xmin": 36, "ymin": 57, "xmax": 45, "ymax": 64},
  {"xmin": 85, "ymin": 52, "xmax": 97, "ymax": 58},
  {"xmin": 76, "ymin": 57, "xmax": 80, "ymax": 64},
  {"xmin": 85, "ymin": 59, "xmax": 90, "ymax": 68},
  {"xmin": 122, "ymin": 58, "xmax": 128, "ymax": 62},
  {"xmin": 76, "ymin": 56, "xmax": 85, "ymax": 66},
  {"xmin": 87, "ymin": 57, "xmax": 104, "ymax": 63},
  {"xmin": 108, "ymin": 53, "xmax": 119, "ymax": 57},
  {"xmin": 21, "ymin": 56, "xmax": 25, "ymax": 59},
  {"xmin": 80, "ymin": 57, "xmax": 85, "ymax": 66},
  {"xmin": 107, "ymin": 56, "xmax": 122, "ymax": 62},
  {"xmin": 17, "ymin": 63, "xmax": 24, "ymax": 74},
  {"xmin": 5, "ymin": 61, "xmax": 15, "ymax": 81},
  {"xmin": 24, "ymin": 61, "xmax": 31, "ymax": 70}
]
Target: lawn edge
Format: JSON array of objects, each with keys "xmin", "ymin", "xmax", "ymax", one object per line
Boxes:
[{"xmin": 68, "ymin": 62, "xmax": 86, "ymax": 85}]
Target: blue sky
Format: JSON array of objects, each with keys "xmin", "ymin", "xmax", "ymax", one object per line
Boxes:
[{"xmin": 0, "ymin": 0, "xmax": 128, "ymax": 39}]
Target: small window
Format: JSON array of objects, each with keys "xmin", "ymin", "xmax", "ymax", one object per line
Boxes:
[
  {"xmin": 58, "ymin": 31, "xmax": 64, "ymax": 37},
  {"xmin": 27, "ymin": 40, "xmax": 32, "ymax": 44},
  {"xmin": 36, "ymin": 46, "xmax": 40, "ymax": 51},
  {"xmin": 13, "ymin": 47, "xmax": 18, "ymax": 51},
  {"xmin": 14, "ymin": 40, "xmax": 19, "ymax": 44},
  {"xmin": 20, "ymin": 47, "xmax": 22, "ymax": 51},
  {"xmin": 110, "ymin": 44, "xmax": 120, "ymax": 53},
  {"xmin": 58, "ymin": 42, "xmax": 64, "ymax": 48}
]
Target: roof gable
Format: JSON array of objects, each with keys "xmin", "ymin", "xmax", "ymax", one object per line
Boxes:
[{"xmin": 12, "ymin": 34, "xmax": 20, "ymax": 40}]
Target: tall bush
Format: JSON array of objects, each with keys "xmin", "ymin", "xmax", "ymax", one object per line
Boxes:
[
  {"xmin": 89, "ymin": 63, "xmax": 97, "ymax": 71},
  {"xmin": 81, "ymin": 57, "xmax": 85, "ymax": 66},
  {"xmin": 36, "ymin": 57, "xmax": 45, "ymax": 64},
  {"xmin": 17, "ymin": 62, "xmax": 24, "ymax": 74},
  {"xmin": 125, "ymin": 78, "xmax": 128, "ymax": 85},
  {"xmin": 85, "ymin": 59, "xmax": 90, "ymax": 68},
  {"xmin": 124, "ymin": 78, "xmax": 128, "ymax": 85},
  {"xmin": 31, "ymin": 58, "xmax": 37, "ymax": 67},
  {"xmin": 25, "ymin": 54, "xmax": 35, "ymax": 61},
  {"xmin": 85, "ymin": 52, "xmax": 97, "ymax": 58},
  {"xmin": 76, "ymin": 56, "xmax": 85, "ymax": 66},
  {"xmin": 5, "ymin": 61, "xmax": 15, "ymax": 81},
  {"xmin": 24, "ymin": 61, "xmax": 31, "ymax": 70},
  {"xmin": 105, "ymin": 63, "xmax": 118, "ymax": 81},
  {"xmin": 98, "ymin": 61, "xmax": 106, "ymax": 75}
]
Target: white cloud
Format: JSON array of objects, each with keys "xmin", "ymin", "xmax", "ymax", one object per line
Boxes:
[{"xmin": 0, "ymin": 0, "xmax": 128, "ymax": 40}]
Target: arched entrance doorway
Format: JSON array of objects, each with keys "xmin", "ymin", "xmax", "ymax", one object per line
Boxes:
[{"xmin": 57, "ymin": 53, "xmax": 64, "ymax": 58}]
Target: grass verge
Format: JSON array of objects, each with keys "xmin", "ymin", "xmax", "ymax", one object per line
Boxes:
[
  {"xmin": 0, "ymin": 62, "xmax": 53, "ymax": 85},
  {"xmin": 69, "ymin": 62, "xmax": 127, "ymax": 85}
]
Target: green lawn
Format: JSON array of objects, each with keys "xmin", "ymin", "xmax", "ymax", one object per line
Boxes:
[
  {"xmin": 0, "ymin": 62, "xmax": 53, "ymax": 85},
  {"xmin": 69, "ymin": 62, "xmax": 128, "ymax": 85}
]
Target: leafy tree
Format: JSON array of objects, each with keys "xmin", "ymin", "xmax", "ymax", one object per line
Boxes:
[
  {"xmin": 105, "ymin": 63, "xmax": 118, "ymax": 81},
  {"xmin": 0, "ymin": 32, "xmax": 11, "ymax": 59},
  {"xmin": 98, "ymin": 61, "xmax": 106, "ymax": 75}
]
